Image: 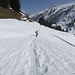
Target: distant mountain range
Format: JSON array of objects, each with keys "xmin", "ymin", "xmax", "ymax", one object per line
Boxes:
[{"xmin": 31, "ymin": 3, "xmax": 75, "ymax": 34}]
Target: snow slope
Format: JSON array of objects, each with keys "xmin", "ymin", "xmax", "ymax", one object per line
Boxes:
[{"xmin": 0, "ymin": 19, "xmax": 75, "ymax": 75}]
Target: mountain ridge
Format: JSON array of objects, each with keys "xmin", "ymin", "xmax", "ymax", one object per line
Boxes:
[{"xmin": 31, "ymin": 2, "xmax": 75, "ymax": 34}]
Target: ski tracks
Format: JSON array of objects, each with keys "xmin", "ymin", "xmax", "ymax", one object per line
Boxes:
[
  {"xmin": 31, "ymin": 38, "xmax": 75, "ymax": 75},
  {"xmin": 0, "ymin": 34, "xmax": 75, "ymax": 75},
  {"xmin": 0, "ymin": 36, "xmax": 35, "ymax": 75}
]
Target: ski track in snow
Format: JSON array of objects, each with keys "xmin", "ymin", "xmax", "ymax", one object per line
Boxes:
[
  {"xmin": 0, "ymin": 35, "xmax": 36, "ymax": 75},
  {"xmin": 0, "ymin": 20, "xmax": 75, "ymax": 75},
  {"xmin": 0, "ymin": 32, "xmax": 75, "ymax": 75},
  {"xmin": 33, "ymin": 38, "xmax": 75, "ymax": 75},
  {"xmin": 53, "ymin": 34, "xmax": 75, "ymax": 47}
]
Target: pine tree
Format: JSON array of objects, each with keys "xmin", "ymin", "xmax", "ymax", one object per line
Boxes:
[
  {"xmin": 0, "ymin": 0, "xmax": 1, "ymax": 6},
  {"xmin": 0, "ymin": 0, "xmax": 9, "ymax": 8},
  {"xmin": 10, "ymin": 0, "xmax": 20, "ymax": 12},
  {"xmin": 38, "ymin": 16, "xmax": 45, "ymax": 25}
]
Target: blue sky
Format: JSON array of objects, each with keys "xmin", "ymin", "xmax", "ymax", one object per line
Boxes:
[{"xmin": 20, "ymin": 0, "xmax": 75, "ymax": 14}]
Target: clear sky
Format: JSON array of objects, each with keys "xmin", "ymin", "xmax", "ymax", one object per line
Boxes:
[{"xmin": 20, "ymin": 0, "xmax": 75, "ymax": 14}]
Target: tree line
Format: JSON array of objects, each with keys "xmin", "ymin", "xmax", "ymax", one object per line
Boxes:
[
  {"xmin": 0, "ymin": 0, "xmax": 20, "ymax": 12},
  {"xmin": 38, "ymin": 16, "xmax": 69, "ymax": 32}
]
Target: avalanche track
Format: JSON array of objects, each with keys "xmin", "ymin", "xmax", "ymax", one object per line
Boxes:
[{"xmin": 0, "ymin": 19, "xmax": 75, "ymax": 75}]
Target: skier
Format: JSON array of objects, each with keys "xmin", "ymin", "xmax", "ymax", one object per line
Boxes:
[{"xmin": 35, "ymin": 30, "xmax": 38, "ymax": 37}]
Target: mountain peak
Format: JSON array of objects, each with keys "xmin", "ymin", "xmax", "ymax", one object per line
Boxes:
[
  {"xmin": 31, "ymin": 2, "xmax": 75, "ymax": 34},
  {"xmin": 52, "ymin": 3, "xmax": 59, "ymax": 7}
]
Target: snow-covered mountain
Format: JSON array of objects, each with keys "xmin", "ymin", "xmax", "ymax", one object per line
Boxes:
[
  {"xmin": 31, "ymin": 2, "xmax": 75, "ymax": 34},
  {"xmin": 0, "ymin": 19, "xmax": 75, "ymax": 75}
]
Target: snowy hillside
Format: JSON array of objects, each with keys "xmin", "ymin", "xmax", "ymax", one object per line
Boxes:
[
  {"xmin": 31, "ymin": 2, "xmax": 75, "ymax": 34},
  {"xmin": 0, "ymin": 19, "xmax": 75, "ymax": 75}
]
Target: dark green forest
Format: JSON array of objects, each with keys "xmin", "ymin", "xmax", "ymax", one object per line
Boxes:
[{"xmin": 0, "ymin": 0, "xmax": 20, "ymax": 12}]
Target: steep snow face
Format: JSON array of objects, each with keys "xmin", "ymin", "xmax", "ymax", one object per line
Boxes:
[
  {"xmin": 31, "ymin": 2, "xmax": 75, "ymax": 34},
  {"xmin": 0, "ymin": 19, "xmax": 75, "ymax": 75}
]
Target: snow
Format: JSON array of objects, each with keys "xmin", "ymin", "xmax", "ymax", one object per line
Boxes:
[
  {"xmin": 0, "ymin": 19, "xmax": 75, "ymax": 75},
  {"xmin": 0, "ymin": 19, "xmax": 39, "ymax": 38}
]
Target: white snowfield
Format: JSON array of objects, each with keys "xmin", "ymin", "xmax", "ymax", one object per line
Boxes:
[{"xmin": 0, "ymin": 19, "xmax": 75, "ymax": 75}]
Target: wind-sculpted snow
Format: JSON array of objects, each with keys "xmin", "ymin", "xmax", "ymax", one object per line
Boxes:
[{"xmin": 0, "ymin": 19, "xmax": 75, "ymax": 75}]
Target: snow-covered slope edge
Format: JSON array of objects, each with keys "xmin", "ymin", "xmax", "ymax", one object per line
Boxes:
[{"xmin": 0, "ymin": 19, "xmax": 75, "ymax": 75}]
